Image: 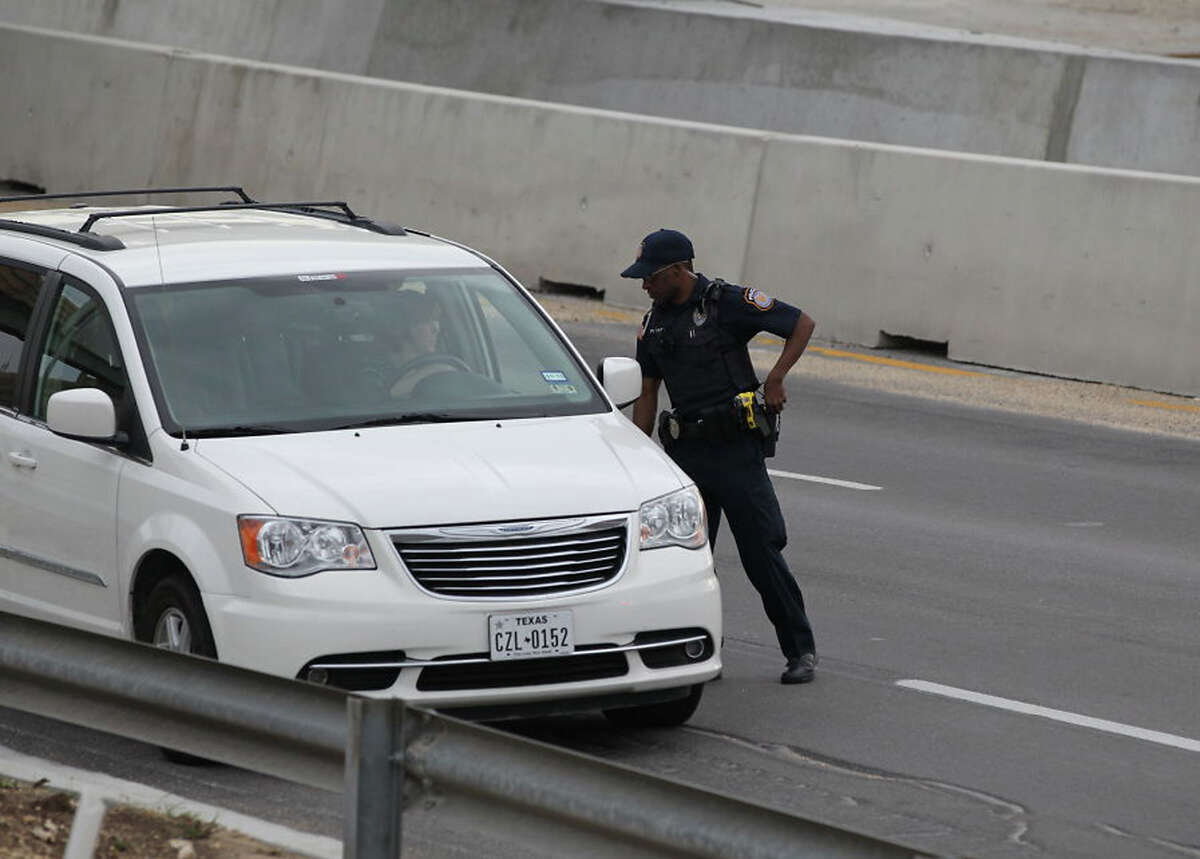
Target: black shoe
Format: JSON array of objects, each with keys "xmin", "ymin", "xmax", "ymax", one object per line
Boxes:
[{"xmin": 781, "ymin": 653, "xmax": 817, "ymax": 685}]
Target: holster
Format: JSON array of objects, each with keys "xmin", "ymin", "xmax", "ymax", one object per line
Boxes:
[
  {"xmin": 733, "ymin": 390, "xmax": 780, "ymax": 457},
  {"xmin": 763, "ymin": 409, "xmax": 780, "ymax": 458},
  {"xmin": 656, "ymin": 410, "xmax": 676, "ymax": 449}
]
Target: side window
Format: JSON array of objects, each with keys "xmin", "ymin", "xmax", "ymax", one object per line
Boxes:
[
  {"xmin": 0, "ymin": 261, "xmax": 44, "ymax": 408},
  {"xmin": 33, "ymin": 280, "xmax": 128, "ymax": 421}
]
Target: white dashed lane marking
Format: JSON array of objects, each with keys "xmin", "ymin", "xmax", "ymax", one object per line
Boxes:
[
  {"xmin": 898, "ymin": 680, "xmax": 1200, "ymax": 753},
  {"xmin": 768, "ymin": 469, "xmax": 883, "ymax": 491}
]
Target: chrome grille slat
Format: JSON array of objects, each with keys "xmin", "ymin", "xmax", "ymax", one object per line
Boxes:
[
  {"xmin": 412, "ymin": 559, "xmax": 611, "ymax": 574},
  {"xmin": 395, "ymin": 523, "xmax": 627, "ymax": 599},
  {"xmin": 405, "ymin": 546, "xmax": 617, "ymax": 564},
  {"xmin": 420, "ymin": 564, "xmax": 615, "ymax": 583},
  {"xmin": 402, "ymin": 535, "xmax": 620, "ymax": 555},
  {"xmin": 434, "ymin": 576, "xmax": 608, "ymax": 593}
]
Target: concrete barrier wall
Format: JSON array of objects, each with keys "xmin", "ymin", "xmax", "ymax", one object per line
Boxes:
[
  {"xmin": 0, "ymin": 24, "xmax": 762, "ymax": 322},
  {"xmin": 0, "ymin": 0, "xmax": 387, "ymax": 74},
  {"xmin": 5, "ymin": 0, "xmax": 1200, "ymax": 176},
  {"xmin": 744, "ymin": 140, "xmax": 1200, "ymax": 389},
  {"xmin": 2, "ymin": 24, "xmax": 1198, "ymax": 395}
]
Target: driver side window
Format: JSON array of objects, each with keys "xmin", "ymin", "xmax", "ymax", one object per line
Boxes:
[
  {"xmin": 0, "ymin": 261, "xmax": 44, "ymax": 409},
  {"xmin": 33, "ymin": 280, "xmax": 128, "ymax": 421}
]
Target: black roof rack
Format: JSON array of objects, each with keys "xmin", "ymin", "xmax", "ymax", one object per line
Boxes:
[
  {"xmin": 0, "ymin": 186, "xmax": 254, "ymax": 205},
  {"xmin": 0, "ymin": 219, "xmax": 126, "ymax": 251},
  {"xmin": 78, "ymin": 201, "xmax": 406, "ymax": 237},
  {"xmin": 0, "ymin": 192, "xmax": 407, "ymax": 252}
]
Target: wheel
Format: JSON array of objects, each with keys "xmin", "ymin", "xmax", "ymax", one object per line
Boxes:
[
  {"xmin": 603, "ymin": 684, "xmax": 704, "ymax": 728},
  {"xmin": 135, "ymin": 575, "xmax": 218, "ymax": 764},
  {"xmin": 138, "ymin": 575, "xmax": 217, "ymax": 659}
]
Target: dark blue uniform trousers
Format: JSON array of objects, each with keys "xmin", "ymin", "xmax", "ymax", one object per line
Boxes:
[{"xmin": 667, "ymin": 434, "xmax": 816, "ymax": 660}]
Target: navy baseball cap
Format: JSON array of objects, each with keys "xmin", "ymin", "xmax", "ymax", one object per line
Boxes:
[{"xmin": 620, "ymin": 229, "xmax": 694, "ymax": 279}]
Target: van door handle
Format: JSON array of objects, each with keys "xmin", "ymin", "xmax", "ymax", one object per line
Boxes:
[{"xmin": 7, "ymin": 451, "xmax": 37, "ymax": 469}]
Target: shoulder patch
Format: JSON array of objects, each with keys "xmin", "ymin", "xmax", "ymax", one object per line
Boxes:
[{"xmin": 743, "ymin": 287, "xmax": 776, "ymax": 311}]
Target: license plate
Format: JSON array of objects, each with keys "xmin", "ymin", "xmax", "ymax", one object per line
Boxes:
[{"xmin": 488, "ymin": 611, "xmax": 574, "ymax": 661}]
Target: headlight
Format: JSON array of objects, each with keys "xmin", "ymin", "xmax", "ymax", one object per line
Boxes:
[
  {"xmin": 238, "ymin": 516, "xmax": 376, "ymax": 577},
  {"xmin": 639, "ymin": 486, "xmax": 707, "ymax": 550}
]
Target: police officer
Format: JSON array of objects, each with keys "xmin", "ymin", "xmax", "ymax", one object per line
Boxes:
[{"xmin": 623, "ymin": 229, "xmax": 819, "ymax": 684}]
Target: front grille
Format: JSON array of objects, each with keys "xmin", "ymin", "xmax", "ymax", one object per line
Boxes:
[
  {"xmin": 395, "ymin": 526, "xmax": 627, "ymax": 598},
  {"xmin": 416, "ymin": 648, "xmax": 628, "ymax": 692}
]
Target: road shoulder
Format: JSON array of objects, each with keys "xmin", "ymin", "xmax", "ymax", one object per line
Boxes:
[{"xmin": 536, "ymin": 293, "xmax": 1200, "ymax": 442}]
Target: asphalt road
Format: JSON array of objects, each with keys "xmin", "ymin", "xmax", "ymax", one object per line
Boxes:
[
  {"xmin": 2, "ymin": 315, "xmax": 1198, "ymax": 857},
  {"xmin": 551, "ymin": 320, "xmax": 1200, "ymax": 857}
]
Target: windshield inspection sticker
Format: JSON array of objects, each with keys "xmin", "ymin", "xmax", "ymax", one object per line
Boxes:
[
  {"xmin": 549, "ymin": 384, "xmax": 578, "ymax": 395},
  {"xmin": 298, "ymin": 273, "xmax": 347, "ymax": 282},
  {"xmin": 541, "ymin": 371, "xmax": 568, "ymax": 383}
]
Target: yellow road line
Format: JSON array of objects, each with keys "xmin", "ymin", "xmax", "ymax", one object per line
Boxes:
[
  {"xmin": 805, "ymin": 346, "xmax": 989, "ymax": 377},
  {"xmin": 1130, "ymin": 399, "xmax": 1200, "ymax": 413},
  {"xmin": 595, "ymin": 308, "xmax": 640, "ymax": 323}
]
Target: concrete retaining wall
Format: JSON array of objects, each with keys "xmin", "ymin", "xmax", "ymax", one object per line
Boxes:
[
  {"xmin": 5, "ymin": 0, "xmax": 1200, "ymax": 176},
  {"xmin": 744, "ymin": 140, "xmax": 1200, "ymax": 389},
  {"xmin": 2, "ymin": 24, "xmax": 1198, "ymax": 395},
  {"xmin": 0, "ymin": 0, "xmax": 387, "ymax": 74}
]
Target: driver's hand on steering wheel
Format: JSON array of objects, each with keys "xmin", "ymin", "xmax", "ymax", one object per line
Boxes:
[{"xmin": 388, "ymin": 352, "xmax": 471, "ymax": 397}]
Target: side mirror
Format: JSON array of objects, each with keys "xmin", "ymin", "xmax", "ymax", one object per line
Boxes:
[
  {"xmin": 599, "ymin": 357, "xmax": 641, "ymax": 409},
  {"xmin": 46, "ymin": 388, "xmax": 118, "ymax": 441}
]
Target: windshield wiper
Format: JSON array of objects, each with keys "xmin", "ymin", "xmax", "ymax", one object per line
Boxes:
[
  {"xmin": 331, "ymin": 413, "xmax": 495, "ymax": 430},
  {"xmin": 183, "ymin": 425, "xmax": 295, "ymax": 438}
]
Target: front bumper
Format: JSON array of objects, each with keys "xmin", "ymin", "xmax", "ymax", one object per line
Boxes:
[{"xmin": 203, "ymin": 518, "xmax": 722, "ymax": 709}]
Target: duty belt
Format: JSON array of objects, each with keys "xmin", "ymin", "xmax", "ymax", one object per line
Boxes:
[
  {"xmin": 657, "ymin": 402, "xmax": 739, "ymax": 444},
  {"xmin": 661, "ymin": 412, "xmax": 725, "ymax": 442},
  {"xmin": 657, "ymin": 390, "xmax": 780, "ymax": 454}
]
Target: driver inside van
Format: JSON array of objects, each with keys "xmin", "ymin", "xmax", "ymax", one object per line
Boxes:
[{"xmin": 387, "ymin": 289, "xmax": 466, "ymax": 396}]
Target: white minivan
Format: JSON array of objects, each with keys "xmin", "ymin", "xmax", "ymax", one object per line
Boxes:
[{"xmin": 0, "ymin": 190, "xmax": 721, "ymax": 726}]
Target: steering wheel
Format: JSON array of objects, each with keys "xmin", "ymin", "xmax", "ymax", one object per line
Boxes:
[{"xmin": 390, "ymin": 352, "xmax": 472, "ymax": 395}]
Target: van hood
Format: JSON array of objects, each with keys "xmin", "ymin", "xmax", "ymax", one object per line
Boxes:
[{"xmin": 194, "ymin": 413, "xmax": 687, "ymax": 528}]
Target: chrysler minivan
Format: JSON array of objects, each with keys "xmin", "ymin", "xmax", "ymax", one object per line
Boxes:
[{"xmin": 0, "ymin": 189, "xmax": 721, "ymax": 726}]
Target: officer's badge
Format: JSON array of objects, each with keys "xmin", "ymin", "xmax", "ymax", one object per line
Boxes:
[
  {"xmin": 692, "ymin": 305, "xmax": 708, "ymax": 327},
  {"xmin": 743, "ymin": 287, "xmax": 776, "ymax": 311}
]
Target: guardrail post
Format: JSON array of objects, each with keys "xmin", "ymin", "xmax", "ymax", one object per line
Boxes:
[{"xmin": 344, "ymin": 697, "xmax": 405, "ymax": 858}]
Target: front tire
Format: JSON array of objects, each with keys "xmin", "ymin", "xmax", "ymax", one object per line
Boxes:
[
  {"xmin": 135, "ymin": 575, "xmax": 217, "ymax": 764},
  {"xmin": 603, "ymin": 684, "xmax": 704, "ymax": 728}
]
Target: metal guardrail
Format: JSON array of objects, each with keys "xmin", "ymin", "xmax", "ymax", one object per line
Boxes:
[{"xmin": 0, "ymin": 610, "xmax": 930, "ymax": 858}]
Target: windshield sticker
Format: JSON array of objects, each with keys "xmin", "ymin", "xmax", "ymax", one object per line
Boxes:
[
  {"xmin": 548, "ymin": 383, "xmax": 578, "ymax": 395},
  {"xmin": 541, "ymin": 371, "xmax": 569, "ymax": 383},
  {"xmin": 297, "ymin": 273, "xmax": 347, "ymax": 282}
]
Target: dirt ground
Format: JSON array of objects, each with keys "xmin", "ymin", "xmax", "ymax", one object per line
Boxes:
[
  {"xmin": 94, "ymin": 806, "xmax": 308, "ymax": 859},
  {"xmin": 0, "ymin": 778, "xmax": 76, "ymax": 858},
  {"xmin": 0, "ymin": 777, "xmax": 308, "ymax": 859},
  {"xmin": 694, "ymin": 0, "xmax": 1200, "ymax": 55}
]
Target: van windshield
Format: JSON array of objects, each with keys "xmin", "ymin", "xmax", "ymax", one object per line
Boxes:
[{"xmin": 128, "ymin": 268, "xmax": 607, "ymax": 435}]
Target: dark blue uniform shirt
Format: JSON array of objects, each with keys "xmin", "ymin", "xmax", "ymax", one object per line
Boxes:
[{"xmin": 636, "ymin": 274, "xmax": 801, "ymax": 415}]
